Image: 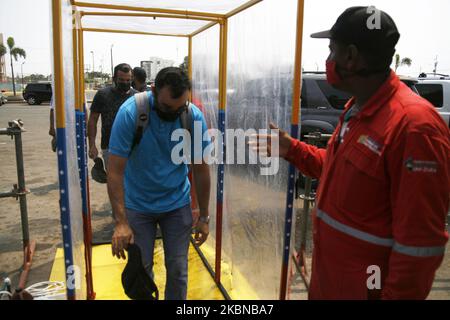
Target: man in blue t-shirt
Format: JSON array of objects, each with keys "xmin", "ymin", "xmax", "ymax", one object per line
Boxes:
[{"xmin": 108, "ymin": 67, "xmax": 211, "ymax": 300}]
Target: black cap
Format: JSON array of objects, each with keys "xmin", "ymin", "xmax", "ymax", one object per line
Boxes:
[
  {"xmin": 91, "ymin": 157, "xmax": 107, "ymax": 184},
  {"xmin": 311, "ymin": 6, "xmax": 400, "ymax": 55},
  {"xmin": 121, "ymin": 244, "xmax": 159, "ymax": 300}
]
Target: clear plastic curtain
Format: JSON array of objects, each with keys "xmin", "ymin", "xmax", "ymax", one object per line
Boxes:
[
  {"xmin": 192, "ymin": 24, "xmax": 220, "ymax": 272},
  {"xmin": 52, "ymin": 0, "xmax": 87, "ymax": 299},
  {"xmin": 222, "ymin": 0, "xmax": 298, "ymax": 299}
]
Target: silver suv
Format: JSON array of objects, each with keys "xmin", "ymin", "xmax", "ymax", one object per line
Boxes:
[{"xmin": 415, "ymin": 79, "xmax": 450, "ymax": 126}]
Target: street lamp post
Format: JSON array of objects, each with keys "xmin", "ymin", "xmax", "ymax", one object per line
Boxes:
[
  {"xmin": 110, "ymin": 44, "xmax": 114, "ymax": 81},
  {"xmin": 90, "ymin": 51, "xmax": 95, "ymax": 88},
  {"xmin": 90, "ymin": 51, "xmax": 95, "ymax": 79},
  {"xmin": 21, "ymin": 61, "xmax": 25, "ymax": 89}
]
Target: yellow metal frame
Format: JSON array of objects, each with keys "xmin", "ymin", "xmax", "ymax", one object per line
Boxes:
[
  {"xmin": 56, "ymin": 0, "xmax": 306, "ymax": 300},
  {"xmin": 72, "ymin": 27, "xmax": 80, "ymax": 111},
  {"xmin": 291, "ymin": 0, "xmax": 305, "ymax": 126},
  {"xmin": 82, "ymin": 28, "xmax": 189, "ymax": 38},
  {"xmin": 225, "ymin": 0, "xmax": 263, "ymax": 18},
  {"xmin": 80, "ymin": 11, "xmax": 222, "ymax": 22},
  {"xmin": 218, "ymin": 20, "xmax": 228, "ymax": 113},
  {"xmin": 78, "ymin": 28, "xmax": 86, "ymax": 106},
  {"xmin": 73, "ymin": 1, "xmax": 226, "ymax": 19},
  {"xmin": 52, "ymin": 0, "xmax": 65, "ymax": 128}
]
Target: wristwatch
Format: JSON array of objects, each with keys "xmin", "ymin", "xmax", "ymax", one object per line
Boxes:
[{"xmin": 199, "ymin": 215, "xmax": 210, "ymax": 224}]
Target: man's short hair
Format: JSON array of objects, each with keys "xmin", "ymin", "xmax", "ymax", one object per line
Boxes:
[
  {"xmin": 113, "ymin": 63, "xmax": 132, "ymax": 79},
  {"xmin": 154, "ymin": 67, "xmax": 191, "ymax": 99},
  {"xmin": 133, "ymin": 67, "xmax": 147, "ymax": 83}
]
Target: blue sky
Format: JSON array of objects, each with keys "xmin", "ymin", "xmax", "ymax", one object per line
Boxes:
[{"xmin": 1, "ymin": 0, "xmax": 449, "ymax": 77}]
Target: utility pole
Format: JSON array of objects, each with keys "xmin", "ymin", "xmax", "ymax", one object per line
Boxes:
[
  {"xmin": 90, "ymin": 51, "xmax": 95, "ymax": 88},
  {"xmin": 110, "ymin": 44, "xmax": 114, "ymax": 80},
  {"xmin": 90, "ymin": 51, "xmax": 95, "ymax": 79},
  {"xmin": 21, "ymin": 61, "xmax": 25, "ymax": 88},
  {"xmin": 433, "ymin": 56, "xmax": 438, "ymax": 76}
]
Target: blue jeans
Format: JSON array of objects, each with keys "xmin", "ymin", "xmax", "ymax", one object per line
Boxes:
[{"xmin": 126, "ymin": 204, "xmax": 192, "ymax": 300}]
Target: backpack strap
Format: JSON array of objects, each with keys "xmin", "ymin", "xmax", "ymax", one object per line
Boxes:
[
  {"xmin": 180, "ymin": 104, "xmax": 193, "ymax": 134},
  {"xmin": 131, "ymin": 92, "xmax": 150, "ymax": 154}
]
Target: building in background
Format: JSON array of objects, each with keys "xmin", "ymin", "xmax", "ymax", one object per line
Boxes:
[
  {"xmin": 141, "ymin": 57, "xmax": 174, "ymax": 83},
  {"xmin": 0, "ymin": 34, "xmax": 7, "ymax": 82}
]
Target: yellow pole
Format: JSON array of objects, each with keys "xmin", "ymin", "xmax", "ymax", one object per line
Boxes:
[
  {"xmin": 52, "ymin": 0, "xmax": 65, "ymax": 128},
  {"xmin": 79, "ymin": 30, "xmax": 85, "ymax": 106},
  {"xmin": 73, "ymin": 1, "xmax": 225, "ymax": 19},
  {"xmin": 82, "ymin": 28, "xmax": 188, "ymax": 38},
  {"xmin": 290, "ymin": 0, "xmax": 305, "ymax": 126},
  {"xmin": 219, "ymin": 20, "xmax": 228, "ymax": 112},
  {"xmin": 188, "ymin": 36, "xmax": 193, "ymax": 100},
  {"xmin": 225, "ymin": 0, "xmax": 263, "ymax": 18},
  {"xmin": 81, "ymin": 11, "xmax": 221, "ymax": 22},
  {"xmin": 72, "ymin": 27, "xmax": 80, "ymax": 111}
]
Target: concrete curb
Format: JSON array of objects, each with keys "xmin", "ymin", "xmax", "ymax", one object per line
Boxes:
[{"xmin": 2, "ymin": 100, "xmax": 26, "ymax": 105}]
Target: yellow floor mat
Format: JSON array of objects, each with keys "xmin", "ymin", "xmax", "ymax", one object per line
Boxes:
[{"xmin": 49, "ymin": 241, "xmax": 225, "ymax": 300}]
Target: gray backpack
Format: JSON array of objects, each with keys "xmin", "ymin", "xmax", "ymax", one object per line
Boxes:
[{"xmin": 131, "ymin": 91, "xmax": 193, "ymax": 153}]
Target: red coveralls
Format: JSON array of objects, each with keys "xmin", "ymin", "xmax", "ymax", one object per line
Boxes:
[{"xmin": 286, "ymin": 71, "xmax": 450, "ymax": 299}]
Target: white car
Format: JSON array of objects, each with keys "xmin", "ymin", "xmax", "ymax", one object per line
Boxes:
[
  {"xmin": 416, "ymin": 79, "xmax": 450, "ymax": 126},
  {"xmin": 0, "ymin": 91, "xmax": 7, "ymax": 106}
]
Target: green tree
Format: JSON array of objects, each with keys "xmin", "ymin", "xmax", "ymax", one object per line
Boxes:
[
  {"xmin": 0, "ymin": 43, "xmax": 6, "ymax": 59},
  {"xmin": 6, "ymin": 37, "xmax": 26, "ymax": 96},
  {"xmin": 24, "ymin": 74, "xmax": 47, "ymax": 83},
  {"xmin": 394, "ymin": 54, "xmax": 412, "ymax": 73},
  {"xmin": 179, "ymin": 56, "xmax": 189, "ymax": 75}
]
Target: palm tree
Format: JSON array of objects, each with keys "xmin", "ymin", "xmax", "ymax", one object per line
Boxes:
[
  {"xmin": 6, "ymin": 37, "xmax": 26, "ymax": 96},
  {"xmin": 394, "ymin": 54, "xmax": 412, "ymax": 73},
  {"xmin": 0, "ymin": 43, "xmax": 6, "ymax": 59}
]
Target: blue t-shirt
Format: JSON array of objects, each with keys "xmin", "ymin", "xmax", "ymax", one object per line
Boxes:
[{"xmin": 109, "ymin": 92, "xmax": 210, "ymax": 214}]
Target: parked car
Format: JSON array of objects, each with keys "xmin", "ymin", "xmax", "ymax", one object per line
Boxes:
[
  {"xmin": 230, "ymin": 72, "xmax": 419, "ymax": 145},
  {"xmin": 227, "ymin": 72, "xmax": 420, "ymax": 190},
  {"xmin": 22, "ymin": 82, "xmax": 52, "ymax": 105},
  {"xmin": 418, "ymin": 72, "xmax": 450, "ymax": 80},
  {"xmin": 299, "ymin": 72, "xmax": 419, "ymax": 142},
  {"xmin": 415, "ymin": 79, "xmax": 450, "ymax": 126},
  {"xmin": 0, "ymin": 90, "xmax": 7, "ymax": 106}
]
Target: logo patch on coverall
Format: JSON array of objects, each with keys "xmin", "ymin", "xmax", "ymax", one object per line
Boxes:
[
  {"xmin": 357, "ymin": 135, "xmax": 382, "ymax": 156},
  {"xmin": 404, "ymin": 157, "xmax": 438, "ymax": 173}
]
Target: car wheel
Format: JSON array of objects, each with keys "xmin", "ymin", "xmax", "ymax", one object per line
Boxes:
[{"xmin": 27, "ymin": 96, "xmax": 37, "ymax": 105}]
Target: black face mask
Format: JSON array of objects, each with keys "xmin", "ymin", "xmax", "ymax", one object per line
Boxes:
[
  {"xmin": 154, "ymin": 95, "xmax": 188, "ymax": 122},
  {"xmin": 115, "ymin": 81, "xmax": 131, "ymax": 93}
]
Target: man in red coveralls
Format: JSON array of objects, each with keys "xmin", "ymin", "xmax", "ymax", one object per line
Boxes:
[{"xmin": 253, "ymin": 6, "xmax": 450, "ymax": 299}]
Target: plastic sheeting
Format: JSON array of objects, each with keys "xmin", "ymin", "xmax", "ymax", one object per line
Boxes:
[
  {"xmin": 191, "ymin": 0, "xmax": 298, "ymax": 299},
  {"xmin": 81, "ymin": 15, "xmax": 210, "ymax": 36},
  {"xmin": 75, "ymin": 0, "xmax": 251, "ymax": 14},
  {"xmin": 223, "ymin": 0, "xmax": 297, "ymax": 299},
  {"xmin": 52, "ymin": 0, "xmax": 87, "ymax": 299},
  {"xmin": 191, "ymin": 25, "xmax": 220, "ymax": 272}
]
